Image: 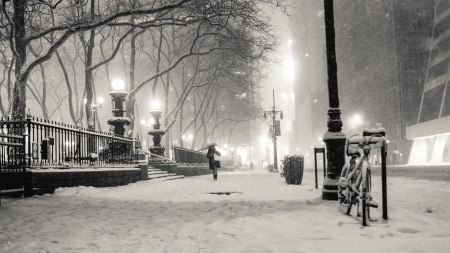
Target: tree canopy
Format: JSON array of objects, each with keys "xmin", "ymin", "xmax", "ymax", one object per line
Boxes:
[{"xmin": 0, "ymin": 0, "xmax": 285, "ymax": 149}]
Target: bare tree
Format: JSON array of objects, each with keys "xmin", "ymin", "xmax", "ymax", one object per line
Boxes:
[
  {"xmin": 0, "ymin": 0, "xmax": 284, "ymax": 158},
  {"xmin": 1, "ymin": 0, "xmax": 198, "ymax": 119}
]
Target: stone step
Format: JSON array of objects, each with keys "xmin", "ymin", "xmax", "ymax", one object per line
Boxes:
[
  {"xmin": 146, "ymin": 167, "xmax": 184, "ymax": 181},
  {"xmin": 148, "ymin": 173, "xmax": 170, "ymax": 179},
  {"xmin": 148, "ymin": 170, "xmax": 168, "ymax": 175},
  {"xmin": 160, "ymin": 175, "xmax": 185, "ymax": 181}
]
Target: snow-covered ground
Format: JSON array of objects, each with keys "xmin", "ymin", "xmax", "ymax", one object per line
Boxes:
[{"xmin": 1, "ymin": 168, "xmax": 449, "ymax": 253}]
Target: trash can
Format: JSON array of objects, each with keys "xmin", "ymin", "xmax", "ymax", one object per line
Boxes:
[{"xmin": 283, "ymin": 155, "xmax": 304, "ymax": 185}]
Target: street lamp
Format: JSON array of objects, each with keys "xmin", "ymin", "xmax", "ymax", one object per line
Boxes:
[
  {"xmin": 264, "ymin": 89, "xmax": 283, "ymax": 172},
  {"xmin": 322, "ymin": 0, "xmax": 347, "ymax": 200},
  {"xmin": 141, "ymin": 119, "xmax": 152, "ymax": 150},
  {"xmin": 181, "ymin": 133, "xmax": 193, "ymax": 148},
  {"xmin": 107, "ymin": 79, "xmax": 130, "ymax": 137},
  {"xmin": 92, "ymin": 97, "xmax": 104, "ymax": 130},
  {"xmin": 148, "ymin": 99, "xmax": 165, "ymax": 157}
]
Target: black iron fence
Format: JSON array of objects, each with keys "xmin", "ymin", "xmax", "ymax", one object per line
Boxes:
[
  {"xmin": 0, "ymin": 116, "xmax": 139, "ymax": 168},
  {"xmin": 173, "ymin": 146, "xmax": 208, "ymax": 164},
  {"xmin": 0, "ymin": 131, "xmax": 26, "ymax": 204}
]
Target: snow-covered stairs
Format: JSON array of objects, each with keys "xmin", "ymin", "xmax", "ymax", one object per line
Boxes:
[{"xmin": 148, "ymin": 168, "xmax": 185, "ymax": 181}]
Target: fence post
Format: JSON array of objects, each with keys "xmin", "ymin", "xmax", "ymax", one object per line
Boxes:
[
  {"xmin": 26, "ymin": 117, "xmax": 31, "ymax": 168},
  {"xmin": 22, "ymin": 129, "xmax": 28, "ymax": 173},
  {"xmin": 381, "ymin": 143, "xmax": 388, "ymax": 220},
  {"xmin": 77, "ymin": 126, "xmax": 82, "ymax": 166}
]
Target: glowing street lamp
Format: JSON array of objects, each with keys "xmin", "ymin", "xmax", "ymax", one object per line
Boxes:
[
  {"xmin": 349, "ymin": 114, "xmax": 364, "ymax": 129},
  {"xmin": 148, "ymin": 99, "xmax": 165, "ymax": 157},
  {"xmin": 107, "ymin": 79, "xmax": 130, "ymax": 136},
  {"xmin": 111, "ymin": 79, "xmax": 125, "ymax": 91},
  {"xmin": 181, "ymin": 133, "xmax": 193, "ymax": 148}
]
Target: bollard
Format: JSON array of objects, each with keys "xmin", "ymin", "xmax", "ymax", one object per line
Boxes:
[
  {"xmin": 363, "ymin": 127, "xmax": 388, "ymax": 220},
  {"xmin": 381, "ymin": 143, "xmax": 388, "ymax": 220},
  {"xmin": 314, "ymin": 148, "xmax": 326, "ymax": 189}
]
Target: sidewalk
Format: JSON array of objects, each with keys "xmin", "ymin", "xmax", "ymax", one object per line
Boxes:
[{"xmin": 1, "ymin": 169, "xmax": 449, "ymax": 252}]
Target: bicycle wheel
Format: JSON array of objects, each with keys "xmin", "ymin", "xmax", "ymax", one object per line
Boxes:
[{"xmin": 361, "ymin": 163, "xmax": 370, "ymax": 226}]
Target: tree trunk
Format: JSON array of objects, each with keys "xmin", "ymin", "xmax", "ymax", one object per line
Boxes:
[
  {"xmin": 125, "ymin": 0, "xmax": 138, "ymax": 138},
  {"xmin": 125, "ymin": 33, "xmax": 137, "ymax": 138},
  {"xmin": 85, "ymin": 0, "xmax": 96, "ymax": 131},
  {"xmin": 12, "ymin": 0, "xmax": 28, "ymax": 119}
]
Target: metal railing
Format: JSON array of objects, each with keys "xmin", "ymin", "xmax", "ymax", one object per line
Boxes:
[
  {"xmin": 0, "ymin": 132, "xmax": 26, "ymax": 204},
  {"xmin": 172, "ymin": 146, "xmax": 208, "ymax": 164},
  {"xmin": 0, "ymin": 116, "xmax": 139, "ymax": 168},
  {"xmin": 149, "ymin": 152, "xmax": 174, "ymax": 163}
]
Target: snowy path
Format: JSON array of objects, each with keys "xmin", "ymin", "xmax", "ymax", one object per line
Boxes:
[{"xmin": 1, "ymin": 169, "xmax": 449, "ymax": 252}]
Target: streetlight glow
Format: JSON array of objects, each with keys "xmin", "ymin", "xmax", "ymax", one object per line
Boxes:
[
  {"xmin": 284, "ymin": 57, "xmax": 295, "ymax": 81},
  {"xmin": 350, "ymin": 114, "xmax": 364, "ymax": 128},
  {"xmin": 151, "ymin": 100, "xmax": 161, "ymax": 110},
  {"xmin": 111, "ymin": 79, "xmax": 125, "ymax": 91}
]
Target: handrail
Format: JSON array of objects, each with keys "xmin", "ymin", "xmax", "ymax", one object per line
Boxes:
[
  {"xmin": 347, "ymin": 135, "xmax": 386, "ymax": 146},
  {"xmin": 149, "ymin": 153, "xmax": 173, "ymax": 162},
  {"xmin": 172, "ymin": 145, "xmax": 209, "ymax": 164},
  {"xmin": 172, "ymin": 145, "xmax": 205, "ymax": 155}
]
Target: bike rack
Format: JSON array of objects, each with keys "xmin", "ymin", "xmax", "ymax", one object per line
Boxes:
[
  {"xmin": 380, "ymin": 141, "xmax": 388, "ymax": 220},
  {"xmin": 314, "ymin": 147, "xmax": 326, "ymax": 189},
  {"xmin": 348, "ymin": 131, "xmax": 388, "ymax": 221}
]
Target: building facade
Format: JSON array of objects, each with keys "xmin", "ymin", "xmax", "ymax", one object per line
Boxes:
[
  {"xmin": 406, "ymin": 0, "xmax": 450, "ymax": 164},
  {"xmin": 288, "ymin": 0, "xmax": 434, "ymax": 165}
]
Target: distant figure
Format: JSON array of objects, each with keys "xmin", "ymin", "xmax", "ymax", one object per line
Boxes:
[
  {"xmin": 207, "ymin": 144, "xmax": 221, "ymax": 181},
  {"xmin": 250, "ymin": 162, "xmax": 254, "ymax": 171}
]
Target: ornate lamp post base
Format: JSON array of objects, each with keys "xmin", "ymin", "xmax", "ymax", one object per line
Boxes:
[
  {"xmin": 148, "ymin": 129, "xmax": 165, "ymax": 157},
  {"xmin": 149, "ymin": 146, "xmax": 165, "ymax": 157},
  {"xmin": 107, "ymin": 117, "xmax": 131, "ymax": 136},
  {"xmin": 322, "ymin": 109, "xmax": 346, "ymax": 200}
]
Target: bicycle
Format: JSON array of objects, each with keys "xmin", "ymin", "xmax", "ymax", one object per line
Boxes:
[{"xmin": 339, "ymin": 134, "xmax": 385, "ymax": 226}]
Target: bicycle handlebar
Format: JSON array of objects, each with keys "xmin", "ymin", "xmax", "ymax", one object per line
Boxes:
[{"xmin": 347, "ymin": 135, "xmax": 386, "ymax": 146}]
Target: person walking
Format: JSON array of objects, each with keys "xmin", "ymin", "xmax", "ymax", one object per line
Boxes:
[{"xmin": 207, "ymin": 144, "xmax": 221, "ymax": 181}]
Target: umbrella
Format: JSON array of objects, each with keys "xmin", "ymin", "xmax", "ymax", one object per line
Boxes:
[{"xmin": 200, "ymin": 143, "xmax": 218, "ymax": 151}]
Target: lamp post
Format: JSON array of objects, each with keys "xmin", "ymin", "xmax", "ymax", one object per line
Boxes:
[
  {"xmin": 107, "ymin": 79, "xmax": 131, "ymax": 137},
  {"xmin": 105, "ymin": 79, "xmax": 131, "ymax": 161},
  {"xmin": 230, "ymin": 147, "xmax": 235, "ymax": 166},
  {"xmin": 141, "ymin": 119, "xmax": 152, "ymax": 150},
  {"xmin": 148, "ymin": 100, "xmax": 165, "ymax": 157},
  {"xmin": 92, "ymin": 97, "xmax": 104, "ymax": 130},
  {"xmin": 322, "ymin": 0, "xmax": 347, "ymax": 200},
  {"xmin": 181, "ymin": 133, "xmax": 193, "ymax": 148},
  {"xmin": 84, "ymin": 97, "xmax": 104, "ymax": 154},
  {"xmin": 264, "ymin": 89, "xmax": 283, "ymax": 172}
]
